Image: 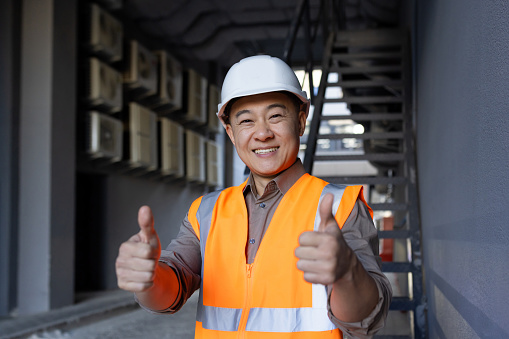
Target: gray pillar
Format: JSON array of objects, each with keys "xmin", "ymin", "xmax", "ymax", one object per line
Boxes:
[
  {"xmin": 17, "ymin": 0, "xmax": 77, "ymax": 314},
  {"xmin": 0, "ymin": 0, "xmax": 20, "ymax": 317}
]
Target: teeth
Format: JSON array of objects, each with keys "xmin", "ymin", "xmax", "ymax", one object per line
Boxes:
[{"xmin": 254, "ymin": 147, "xmax": 278, "ymax": 154}]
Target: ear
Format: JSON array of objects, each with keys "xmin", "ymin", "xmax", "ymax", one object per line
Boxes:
[
  {"xmin": 225, "ymin": 124, "xmax": 236, "ymax": 146},
  {"xmin": 298, "ymin": 110, "xmax": 307, "ymax": 136}
]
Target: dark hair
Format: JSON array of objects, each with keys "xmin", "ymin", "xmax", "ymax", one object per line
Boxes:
[
  {"xmin": 224, "ymin": 91, "xmax": 304, "ymax": 125},
  {"xmin": 223, "ymin": 97, "xmax": 240, "ymax": 125},
  {"xmin": 278, "ymin": 91, "xmax": 304, "ymax": 115}
]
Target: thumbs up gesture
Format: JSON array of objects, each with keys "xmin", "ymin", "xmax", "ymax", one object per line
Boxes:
[
  {"xmin": 295, "ymin": 194, "xmax": 355, "ymax": 285},
  {"xmin": 116, "ymin": 206, "xmax": 162, "ymax": 292}
]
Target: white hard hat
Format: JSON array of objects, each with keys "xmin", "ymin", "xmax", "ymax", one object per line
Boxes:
[{"xmin": 217, "ymin": 55, "xmax": 310, "ymax": 127}]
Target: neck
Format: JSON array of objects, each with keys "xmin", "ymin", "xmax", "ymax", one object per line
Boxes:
[{"xmin": 249, "ymin": 159, "xmax": 299, "ymax": 195}]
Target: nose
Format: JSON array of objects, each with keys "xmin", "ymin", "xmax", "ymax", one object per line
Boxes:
[{"xmin": 254, "ymin": 121, "xmax": 274, "ymax": 141}]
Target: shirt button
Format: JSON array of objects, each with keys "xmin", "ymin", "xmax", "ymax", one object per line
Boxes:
[
  {"xmin": 249, "ymin": 238, "xmax": 256, "ymax": 244},
  {"xmin": 260, "ymin": 203, "xmax": 266, "ymax": 208}
]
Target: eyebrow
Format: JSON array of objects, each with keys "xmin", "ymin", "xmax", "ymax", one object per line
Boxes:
[
  {"xmin": 235, "ymin": 109, "xmax": 251, "ymax": 119},
  {"xmin": 267, "ymin": 103, "xmax": 288, "ymax": 111},
  {"xmin": 234, "ymin": 103, "xmax": 288, "ymax": 119}
]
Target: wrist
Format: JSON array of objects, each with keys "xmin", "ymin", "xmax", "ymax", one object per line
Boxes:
[{"xmin": 135, "ymin": 262, "xmax": 179, "ymax": 311}]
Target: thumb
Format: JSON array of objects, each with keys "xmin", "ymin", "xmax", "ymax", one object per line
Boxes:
[
  {"xmin": 318, "ymin": 193, "xmax": 337, "ymax": 233},
  {"xmin": 138, "ymin": 205, "xmax": 156, "ymax": 244}
]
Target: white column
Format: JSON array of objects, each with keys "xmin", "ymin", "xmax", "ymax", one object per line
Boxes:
[{"xmin": 17, "ymin": 0, "xmax": 77, "ymax": 314}]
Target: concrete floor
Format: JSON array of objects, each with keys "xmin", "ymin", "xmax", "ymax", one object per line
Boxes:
[{"xmin": 24, "ymin": 293, "xmax": 199, "ymax": 339}]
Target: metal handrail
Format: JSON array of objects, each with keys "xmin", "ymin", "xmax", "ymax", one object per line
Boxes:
[{"xmin": 283, "ymin": 0, "xmax": 343, "ymax": 106}]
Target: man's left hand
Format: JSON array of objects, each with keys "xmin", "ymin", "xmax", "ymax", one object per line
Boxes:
[{"xmin": 295, "ymin": 193, "xmax": 355, "ymax": 285}]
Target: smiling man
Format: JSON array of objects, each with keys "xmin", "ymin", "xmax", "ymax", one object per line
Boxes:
[
  {"xmin": 116, "ymin": 55, "xmax": 392, "ymax": 338},
  {"xmin": 225, "ymin": 91, "xmax": 306, "ymax": 194}
]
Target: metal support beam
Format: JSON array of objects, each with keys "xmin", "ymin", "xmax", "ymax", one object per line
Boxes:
[{"xmin": 283, "ymin": 0, "xmax": 307, "ymax": 65}]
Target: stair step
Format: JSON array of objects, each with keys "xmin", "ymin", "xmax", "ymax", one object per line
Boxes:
[
  {"xmin": 382, "ymin": 262, "xmax": 413, "ymax": 273},
  {"xmin": 378, "ymin": 230, "xmax": 411, "ymax": 239},
  {"xmin": 318, "ymin": 132, "xmax": 404, "ymax": 140},
  {"xmin": 321, "ymin": 113, "xmax": 404, "ymax": 121},
  {"xmin": 327, "ymin": 79, "xmax": 403, "ymax": 88},
  {"xmin": 332, "ymin": 52, "xmax": 403, "ymax": 61},
  {"xmin": 334, "ymin": 29, "xmax": 405, "ymax": 47},
  {"xmin": 314, "ymin": 153, "xmax": 405, "ymax": 162},
  {"xmin": 330, "ymin": 65, "xmax": 402, "ymax": 74},
  {"xmin": 390, "ymin": 297, "xmax": 414, "ymax": 311},
  {"xmin": 370, "ymin": 203, "xmax": 408, "ymax": 211},
  {"xmin": 323, "ymin": 96, "xmax": 403, "ymax": 104},
  {"xmin": 319, "ymin": 176, "xmax": 407, "ymax": 185}
]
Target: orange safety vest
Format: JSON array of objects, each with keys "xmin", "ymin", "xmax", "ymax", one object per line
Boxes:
[{"xmin": 187, "ymin": 173, "xmax": 372, "ymax": 338}]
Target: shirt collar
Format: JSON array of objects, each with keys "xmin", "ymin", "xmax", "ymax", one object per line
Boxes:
[{"xmin": 243, "ymin": 158, "xmax": 307, "ymax": 198}]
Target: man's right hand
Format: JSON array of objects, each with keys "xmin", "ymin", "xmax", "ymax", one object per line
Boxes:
[{"xmin": 116, "ymin": 205, "xmax": 161, "ymax": 292}]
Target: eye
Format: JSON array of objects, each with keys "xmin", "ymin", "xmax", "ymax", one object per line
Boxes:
[
  {"xmin": 270, "ymin": 113, "xmax": 284, "ymax": 120},
  {"xmin": 239, "ymin": 119, "xmax": 253, "ymax": 125}
]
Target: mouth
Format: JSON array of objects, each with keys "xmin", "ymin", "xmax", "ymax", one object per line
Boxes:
[{"xmin": 253, "ymin": 147, "xmax": 279, "ymax": 155}]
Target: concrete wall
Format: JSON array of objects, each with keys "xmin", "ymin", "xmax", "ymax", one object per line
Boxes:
[
  {"xmin": 415, "ymin": 0, "xmax": 509, "ymax": 337},
  {"xmin": 101, "ymin": 176, "xmax": 209, "ymax": 289}
]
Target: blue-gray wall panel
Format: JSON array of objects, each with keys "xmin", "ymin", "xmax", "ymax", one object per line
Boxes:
[{"xmin": 416, "ymin": 0, "xmax": 509, "ymax": 337}]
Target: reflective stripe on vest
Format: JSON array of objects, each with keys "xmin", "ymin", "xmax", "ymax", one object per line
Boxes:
[
  {"xmin": 246, "ymin": 307, "xmax": 334, "ymax": 332},
  {"xmin": 189, "ymin": 174, "xmax": 366, "ymax": 337},
  {"xmin": 197, "ymin": 305, "xmax": 334, "ymax": 333}
]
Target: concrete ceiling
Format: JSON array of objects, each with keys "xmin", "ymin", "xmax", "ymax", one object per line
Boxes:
[{"xmin": 121, "ymin": 0, "xmax": 402, "ymax": 71}]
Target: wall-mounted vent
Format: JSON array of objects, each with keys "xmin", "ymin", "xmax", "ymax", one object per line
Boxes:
[
  {"xmin": 154, "ymin": 51, "xmax": 183, "ymax": 111},
  {"xmin": 87, "ymin": 57, "xmax": 123, "ymax": 112},
  {"xmin": 207, "ymin": 84, "xmax": 221, "ymax": 133},
  {"xmin": 185, "ymin": 69, "xmax": 207, "ymax": 125},
  {"xmin": 128, "ymin": 102, "xmax": 158, "ymax": 170},
  {"xmin": 206, "ymin": 140, "xmax": 220, "ymax": 187},
  {"xmin": 160, "ymin": 117, "xmax": 184, "ymax": 177},
  {"xmin": 124, "ymin": 40, "xmax": 158, "ymax": 97},
  {"xmin": 86, "ymin": 111, "xmax": 123, "ymax": 161},
  {"xmin": 89, "ymin": 3, "xmax": 123, "ymax": 62},
  {"xmin": 185, "ymin": 130, "xmax": 205, "ymax": 183}
]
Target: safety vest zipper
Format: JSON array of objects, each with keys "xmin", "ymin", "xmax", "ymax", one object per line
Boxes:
[{"xmin": 238, "ymin": 264, "xmax": 253, "ymax": 338}]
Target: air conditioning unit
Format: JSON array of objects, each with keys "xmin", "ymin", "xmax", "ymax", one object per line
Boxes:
[
  {"xmin": 124, "ymin": 40, "xmax": 158, "ymax": 97},
  {"xmin": 185, "ymin": 130, "xmax": 205, "ymax": 183},
  {"xmin": 159, "ymin": 117, "xmax": 184, "ymax": 177},
  {"xmin": 89, "ymin": 3, "xmax": 123, "ymax": 62},
  {"xmin": 207, "ymin": 84, "xmax": 221, "ymax": 133},
  {"xmin": 86, "ymin": 111, "xmax": 123, "ymax": 161},
  {"xmin": 151, "ymin": 51, "xmax": 183, "ymax": 111},
  {"xmin": 206, "ymin": 140, "xmax": 221, "ymax": 187},
  {"xmin": 128, "ymin": 102, "xmax": 158, "ymax": 170},
  {"xmin": 185, "ymin": 69, "xmax": 207, "ymax": 124},
  {"xmin": 87, "ymin": 57, "xmax": 123, "ymax": 112}
]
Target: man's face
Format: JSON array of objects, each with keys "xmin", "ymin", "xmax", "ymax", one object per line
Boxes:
[{"xmin": 225, "ymin": 92, "xmax": 307, "ymax": 182}]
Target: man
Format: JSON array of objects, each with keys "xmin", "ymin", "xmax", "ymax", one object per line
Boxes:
[{"xmin": 116, "ymin": 55, "xmax": 391, "ymax": 338}]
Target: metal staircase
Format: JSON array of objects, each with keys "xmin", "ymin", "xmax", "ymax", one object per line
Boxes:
[{"xmin": 302, "ymin": 29, "xmax": 427, "ymax": 339}]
